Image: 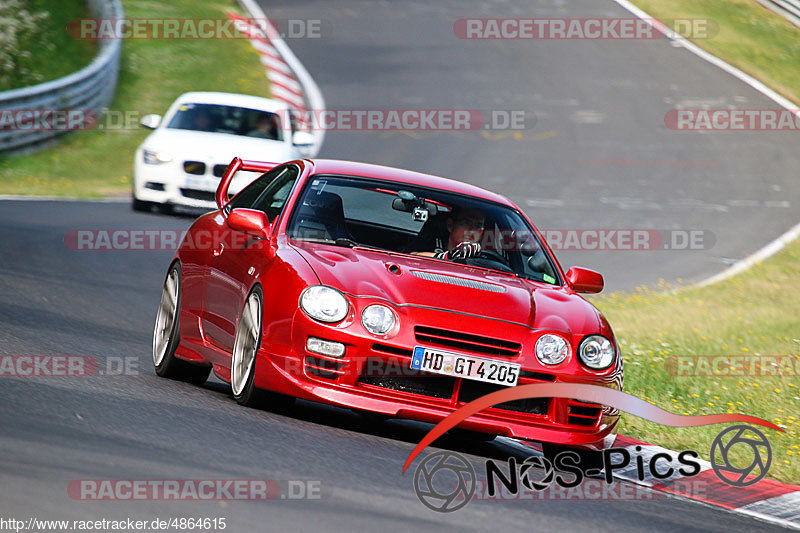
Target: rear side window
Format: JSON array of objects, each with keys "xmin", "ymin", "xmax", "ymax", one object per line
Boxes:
[{"xmin": 227, "ymin": 164, "xmax": 300, "ymax": 222}]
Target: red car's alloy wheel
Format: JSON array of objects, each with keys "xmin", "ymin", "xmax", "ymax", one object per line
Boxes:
[
  {"xmin": 232, "ymin": 289, "xmax": 263, "ymax": 399},
  {"xmin": 152, "ymin": 263, "xmax": 210, "ymax": 384},
  {"xmin": 153, "ymin": 267, "xmax": 179, "ymax": 368}
]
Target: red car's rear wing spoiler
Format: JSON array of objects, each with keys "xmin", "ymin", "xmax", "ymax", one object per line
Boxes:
[{"xmin": 216, "ymin": 158, "xmax": 279, "ymax": 211}]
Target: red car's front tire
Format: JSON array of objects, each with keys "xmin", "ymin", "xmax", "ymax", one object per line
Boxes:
[
  {"xmin": 152, "ymin": 262, "xmax": 210, "ymax": 385},
  {"xmin": 232, "ymin": 286, "xmax": 294, "ymax": 410}
]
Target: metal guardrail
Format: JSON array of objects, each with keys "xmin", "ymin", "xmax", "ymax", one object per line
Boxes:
[
  {"xmin": 0, "ymin": 0, "xmax": 123, "ymax": 155},
  {"xmin": 770, "ymin": 0, "xmax": 800, "ymax": 17},
  {"xmin": 758, "ymin": 0, "xmax": 800, "ymax": 27}
]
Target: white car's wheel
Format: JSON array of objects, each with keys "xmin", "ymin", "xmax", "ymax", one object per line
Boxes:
[{"xmin": 132, "ymin": 196, "xmax": 154, "ymax": 212}]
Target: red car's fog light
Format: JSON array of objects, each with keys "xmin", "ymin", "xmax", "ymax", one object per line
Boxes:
[{"xmin": 306, "ymin": 337, "xmax": 346, "ymax": 358}]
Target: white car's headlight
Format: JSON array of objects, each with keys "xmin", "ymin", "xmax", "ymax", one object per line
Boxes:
[
  {"xmin": 300, "ymin": 286, "xmax": 348, "ymax": 323},
  {"xmin": 535, "ymin": 334, "xmax": 569, "ymax": 365},
  {"xmin": 578, "ymin": 335, "xmax": 615, "ymax": 370},
  {"xmin": 361, "ymin": 304, "xmax": 396, "ymax": 335},
  {"xmin": 143, "ymin": 149, "xmax": 173, "ymax": 164}
]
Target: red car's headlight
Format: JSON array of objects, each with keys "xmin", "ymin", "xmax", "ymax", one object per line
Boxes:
[
  {"xmin": 300, "ymin": 285, "xmax": 348, "ymax": 323},
  {"xmin": 578, "ymin": 335, "xmax": 615, "ymax": 370},
  {"xmin": 361, "ymin": 304, "xmax": 396, "ymax": 335},
  {"xmin": 535, "ymin": 334, "xmax": 569, "ymax": 365}
]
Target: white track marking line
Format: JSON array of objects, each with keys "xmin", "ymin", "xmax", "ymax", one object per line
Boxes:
[
  {"xmin": 612, "ymin": 0, "xmax": 800, "ymax": 287},
  {"xmin": 736, "ymin": 491, "xmax": 800, "ymax": 530}
]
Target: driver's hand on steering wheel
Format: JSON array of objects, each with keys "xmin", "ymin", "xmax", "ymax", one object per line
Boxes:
[{"xmin": 434, "ymin": 241, "xmax": 481, "ymax": 261}]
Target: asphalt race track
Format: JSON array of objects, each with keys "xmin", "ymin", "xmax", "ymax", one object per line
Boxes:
[
  {"xmin": 0, "ymin": 200, "xmax": 789, "ymax": 532},
  {"xmin": 1, "ymin": 0, "xmax": 798, "ymax": 531},
  {"xmin": 261, "ymin": 0, "xmax": 800, "ymax": 292}
]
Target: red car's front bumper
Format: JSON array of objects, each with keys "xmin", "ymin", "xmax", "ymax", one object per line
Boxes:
[{"xmin": 254, "ymin": 305, "xmax": 621, "ymax": 447}]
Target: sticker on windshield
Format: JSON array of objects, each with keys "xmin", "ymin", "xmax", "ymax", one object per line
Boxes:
[{"xmin": 311, "ymin": 179, "xmax": 327, "ymax": 194}]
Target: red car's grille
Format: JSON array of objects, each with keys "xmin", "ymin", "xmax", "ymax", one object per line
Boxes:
[
  {"xmin": 566, "ymin": 400, "xmax": 602, "ymax": 427},
  {"xmin": 358, "ymin": 374, "xmax": 456, "ymax": 399},
  {"xmin": 457, "ymin": 380, "xmax": 549, "ymax": 415},
  {"xmin": 357, "ymin": 351, "xmax": 454, "ymax": 398},
  {"xmin": 304, "ymin": 353, "xmax": 349, "ymax": 380},
  {"xmin": 353, "ymin": 346, "xmax": 600, "ymax": 427},
  {"xmin": 520, "ymin": 370, "xmax": 556, "ymax": 381},
  {"xmin": 414, "ymin": 326, "xmax": 521, "ymax": 357},
  {"xmin": 371, "ymin": 343, "xmax": 413, "ymax": 357}
]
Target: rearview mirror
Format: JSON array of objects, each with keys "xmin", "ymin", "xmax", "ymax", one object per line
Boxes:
[
  {"xmin": 565, "ymin": 266, "xmax": 604, "ymax": 294},
  {"xmin": 227, "ymin": 208, "xmax": 272, "ymax": 239},
  {"xmin": 140, "ymin": 114, "xmax": 162, "ymax": 129},
  {"xmin": 391, "ymin": 195, "xmax": 438, "ymax": 217}
]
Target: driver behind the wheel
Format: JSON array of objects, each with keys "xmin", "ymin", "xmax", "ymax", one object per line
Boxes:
[{"xmin": 416, "ymin": 207, "xmax": 485, "ymax": 260}]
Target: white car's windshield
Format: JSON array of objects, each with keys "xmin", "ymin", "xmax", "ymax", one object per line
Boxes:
[
  {"xmin": 166, "ymin": 103, "xmax": 283, "ymax": 140},
  {"xmin": 286, "ymin": 175, "xmax": 561, "ymax": 284}
]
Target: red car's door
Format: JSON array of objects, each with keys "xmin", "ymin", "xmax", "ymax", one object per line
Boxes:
[
  {"xmin": 202, "ymin": 164, "xmax": 301, "ymax": 356},
  {"xmin": 201, "ymin": 219, "xmax": 252, "ymax": 353},
  {"xmin": 176, "ymin": 215, "xmax": 216, "ymax": 345}
]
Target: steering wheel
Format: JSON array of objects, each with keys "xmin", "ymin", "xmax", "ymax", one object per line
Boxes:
[{"xmin": 457, "ymin": 250, "xmax": 515, "ymax": 274}]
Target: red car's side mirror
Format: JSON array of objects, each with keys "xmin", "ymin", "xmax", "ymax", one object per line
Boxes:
[
  {"xmin": 565, "ymin": 267, "xmax": 604, "ymax": 294},
  {"xmin": 227, "ymin": 208, "xmax": 272, "ymax": 239}
]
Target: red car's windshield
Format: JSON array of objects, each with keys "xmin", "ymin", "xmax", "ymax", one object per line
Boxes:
[{"xmin": 286, "ymin": 174, "xmax": 560, "ymax": 284}]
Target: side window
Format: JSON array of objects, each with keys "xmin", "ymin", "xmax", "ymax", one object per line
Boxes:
[{"xmin": 227, "ymin": 165, "xmax": 299, "ymax": 222}]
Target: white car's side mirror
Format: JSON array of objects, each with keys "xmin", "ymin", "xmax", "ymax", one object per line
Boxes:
[
  {"xmin": 140, "ymin": 114, "xmax": 162, "ymax": 129},
  {"xmin": 292, "ymin": 131, "xmax": 314, "ymax": 147}
]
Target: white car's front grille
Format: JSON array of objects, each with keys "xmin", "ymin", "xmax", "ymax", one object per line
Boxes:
[{"xmin": 183, "ymin": 161, "xmax": 206, "ymax": 175}]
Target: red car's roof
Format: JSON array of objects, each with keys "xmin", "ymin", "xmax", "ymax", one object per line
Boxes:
[{"xmin": 306, "ymin": 159, "xmax": 513, "ymax": 206}]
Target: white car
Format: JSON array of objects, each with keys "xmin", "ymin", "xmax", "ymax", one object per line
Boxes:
[{"xmin": 132, "ymin": 91, "xmax": 314, "ymax": 212}]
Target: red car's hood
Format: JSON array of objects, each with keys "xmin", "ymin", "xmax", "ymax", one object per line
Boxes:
[{"xmin": 290, "ymin": 242, "xmax": 601, "ymax": 334}]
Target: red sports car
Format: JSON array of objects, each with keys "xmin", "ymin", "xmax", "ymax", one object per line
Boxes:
[{"xmin": 153, "ymin": 158, "xmax": 623, "ymax": 446}]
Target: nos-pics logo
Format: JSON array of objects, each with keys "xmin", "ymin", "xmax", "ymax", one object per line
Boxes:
[{"xmin": 412, "ymin": 424, "xmax": 772, "ymax": 512}]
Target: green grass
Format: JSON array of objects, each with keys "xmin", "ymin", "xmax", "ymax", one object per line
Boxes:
[
  {"xmin": 1, "ymin": 0, "xmax": 797, "ymax": 485},
  {"xmin": 0, "ymin": 0, "xmax": 97, "ymax": 91},
  {"xmin": 633, "ymin": 0, "xmax": 800, "ymax": 105},
  {"xmin": 594, "ymin": 238, "xmax": 800, "ymax": 484},
  {"xmin": 0, "ymin": 0, "xmax": 271, "ymax": 197},
  {"xmin": 599, "ymin": 0, "xmax": 800, "ymax": 487}
]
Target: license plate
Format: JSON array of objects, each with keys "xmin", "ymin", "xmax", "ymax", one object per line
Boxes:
[
  {"xmin": 411, "ymin": 346, "xmax": 520, "ymax": 387},
  {"xmin": 185, "ymin": 176, "xmax": 215, "ymax": 191}
]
